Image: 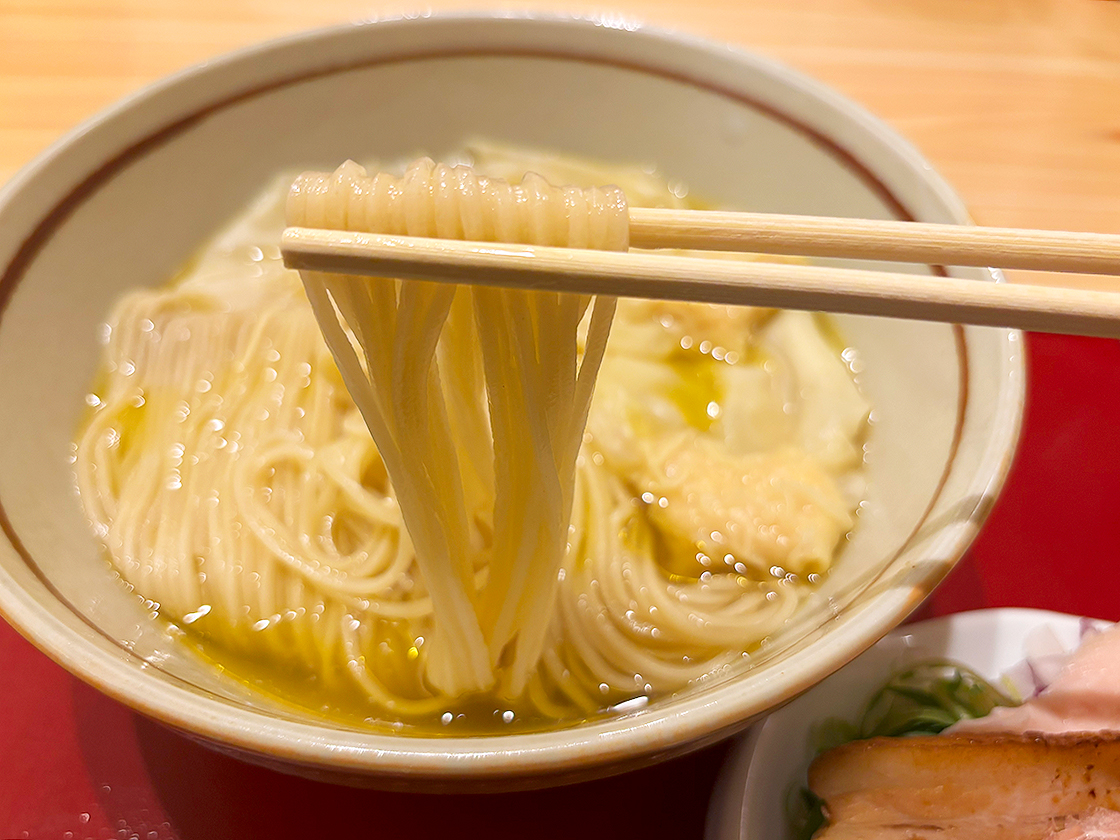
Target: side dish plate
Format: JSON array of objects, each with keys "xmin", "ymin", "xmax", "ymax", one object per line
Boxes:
[{"xmin": 707, "ymin": 608, "xmax": 1109, "ymax": 840}]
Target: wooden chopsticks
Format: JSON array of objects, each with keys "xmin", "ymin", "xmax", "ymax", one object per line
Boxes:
[
  {"xmin": 627, "ymin": 208, "xmax": 1120, "ymax": 275},
  {"xmin": 280, "ymin": 209, "xmax": 1120, "ymax": 339}
]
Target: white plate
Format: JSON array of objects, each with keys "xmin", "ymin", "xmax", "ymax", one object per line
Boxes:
[{"xmin": 706, "ymin": 608, "xmax": 1109, "ymax": 840}]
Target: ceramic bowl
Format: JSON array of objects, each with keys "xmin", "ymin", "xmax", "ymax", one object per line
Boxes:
[
  {"xmin": 706, "ymin": 609, "xmax": 1105, "ymax": 840},
  {"xmin": 0, "ymin": 13, "xmax": 1023, "ymax": 789}
]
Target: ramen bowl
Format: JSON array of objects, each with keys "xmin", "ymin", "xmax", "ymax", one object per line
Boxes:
[{"xmin": 0, "ymin": 13, "xmax": 1023, "ymax": 790}]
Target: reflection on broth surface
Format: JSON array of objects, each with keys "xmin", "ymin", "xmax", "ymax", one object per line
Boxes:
[{"xmin": 74, "ymin": 144, "xmax": 869, "ymax": 733}]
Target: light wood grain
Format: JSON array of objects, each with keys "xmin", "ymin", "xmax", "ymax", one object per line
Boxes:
[
  {"xmin": 626, "ymin": 208, "xmax": 1120, "ymax": 275},
  {"xmin": 280, "ymin": 226, "xmax": 1120, "ymax": 338},
  {"xmin": 3, "ymin": 0, "xmax": 1118, "ymax": 290}
]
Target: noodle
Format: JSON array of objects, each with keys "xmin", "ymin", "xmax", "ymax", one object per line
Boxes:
[
  {"xmin": 74, "ymin": 147, "xmax": 867, "ymax": 731},
  {"xmin": 288, "ymin": 158, "xmax": 626, "ymax": 696}
]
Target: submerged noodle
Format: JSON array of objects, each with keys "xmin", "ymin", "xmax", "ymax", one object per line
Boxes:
[{"xmin": 75, "ymin": 147, "xmax": 866, "ymax": 729}]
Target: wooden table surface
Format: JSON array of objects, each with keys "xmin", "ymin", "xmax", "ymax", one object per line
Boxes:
[
  {"xmin": 4, "ymin": 0, "xmax": 1119, "ymax": 290},
  {"xmin": 2, "ymin": 3, "xmax": 1120, "ymax": 839}
]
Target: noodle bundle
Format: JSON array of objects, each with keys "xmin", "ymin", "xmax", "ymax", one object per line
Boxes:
[
  {"xmin": 287, "ymin": 158, "xmax": 625, "ymax": 697},
  {"xmin": 75, "ymin": 146, "xmax": 868, "ymax": 729}
]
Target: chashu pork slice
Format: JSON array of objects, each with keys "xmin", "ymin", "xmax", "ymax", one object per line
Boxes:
[{"xmin": 809, "ymin": 732, "xmax": 1120, "ymax": 839}]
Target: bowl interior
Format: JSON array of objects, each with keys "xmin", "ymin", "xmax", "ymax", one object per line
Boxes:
[{"xmin": 0, "ymin": 16, "xmax": 1021, "ymax": 785}]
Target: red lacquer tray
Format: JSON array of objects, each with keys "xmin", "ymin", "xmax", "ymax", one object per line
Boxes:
[{"xmin": 3, "ymin": 331, "xmax": 1118, "ymax": 840}]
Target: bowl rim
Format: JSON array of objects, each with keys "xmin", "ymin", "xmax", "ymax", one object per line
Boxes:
[{"xmin": 0, "ymin": 10, "xmax": 1025, "ymax": 783}]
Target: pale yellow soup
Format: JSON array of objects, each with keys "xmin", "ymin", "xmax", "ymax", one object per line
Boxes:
[{"xmin": 74, "ymin": 143, "xmax": 869, "ymax": 733}]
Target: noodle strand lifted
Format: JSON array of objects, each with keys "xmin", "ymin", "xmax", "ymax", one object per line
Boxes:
[{"xmin": 287, "ymin": 159, "xmax": 626, "ymax": 696}]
